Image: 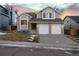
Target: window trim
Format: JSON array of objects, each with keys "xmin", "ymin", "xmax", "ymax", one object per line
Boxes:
[
  {"xmin": 49, "ymin": 13, "xmax": 52, "ymax": 18},
  {"xmin": 42, "ymin": 12, "xmax": 55, "ymax": 19},
  {"xmin": 20, "ymin": 15, "xmax": 29, "ymax": 30}
]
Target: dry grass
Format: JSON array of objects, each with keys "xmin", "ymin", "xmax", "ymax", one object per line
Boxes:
[{"xmin": 0, "ymin": 32, "xmax": 31, "ymax": 42}]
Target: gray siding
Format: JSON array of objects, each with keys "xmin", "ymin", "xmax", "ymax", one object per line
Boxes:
[
  {"xmin": 64, "ymin": 17, "xmax": 79, "ymax": 29},
  {"xmin": 71, "ymin": 20, "xmax": 79, "ymax": 29},
  {"xmin": 64, "ymin": 17, "xmax": 71, "ymax": 29},
  {"xmin": 0, "ymin": 14, "xmax": 10, "ymax": 30},
  {"xmin": 0, "ymin": 5, "xmax": 10, "ymax": 30}
]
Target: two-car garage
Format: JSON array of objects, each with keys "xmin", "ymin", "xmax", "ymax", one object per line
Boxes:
[
  {"xmin": 37, "ymin": 24, "xmax": 62, "ymax": 34},
  {"xmin": 38, "ymin": 24, "xmax": 49, "ymax": 34},
  {"xmin": 51, "ymin": 24, "xmax": 62, "ymax": 34}
]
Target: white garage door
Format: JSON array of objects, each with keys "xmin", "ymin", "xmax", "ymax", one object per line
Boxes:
[
  {"xmin": 38, "ymin": 24, "xmax": 49, "ymax": 34},
  {"xmin": 51, "ymin": 24, "xmax": 61, "ymax": 34}
]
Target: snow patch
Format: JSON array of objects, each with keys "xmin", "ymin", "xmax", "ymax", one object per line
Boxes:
[{"xmin": 0, "ymin": 32, "xmax": 7, "ymax": 35}]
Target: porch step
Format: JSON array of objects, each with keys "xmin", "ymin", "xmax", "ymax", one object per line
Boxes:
[{"xmin": 31, "ymin": 30, "xmax": 36, "ymax": 34}]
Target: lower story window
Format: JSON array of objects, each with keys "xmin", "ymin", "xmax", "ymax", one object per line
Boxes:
[{"xmin": 21, "ymin": 20, "xmax": 27, "ymax": 25}]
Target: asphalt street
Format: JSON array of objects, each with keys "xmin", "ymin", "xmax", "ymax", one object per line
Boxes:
[{"xmin": 0, "ymin": 46, "xmax": 79, "ymax": 56}]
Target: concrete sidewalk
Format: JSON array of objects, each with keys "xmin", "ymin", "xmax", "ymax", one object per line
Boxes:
[{"xmin": 0, "ymin": 40, "xmax": 79, "ymax": 50}]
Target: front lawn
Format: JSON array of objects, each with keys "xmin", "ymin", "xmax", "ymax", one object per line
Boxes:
[{"xmin": 0, "ymin": 32, "xmax": 39, "ymax": 42}]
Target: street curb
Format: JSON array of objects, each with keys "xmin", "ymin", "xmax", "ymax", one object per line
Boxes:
[{"xmin": 0, "ymin": 40, "xmax": 79, "ymax": 51}]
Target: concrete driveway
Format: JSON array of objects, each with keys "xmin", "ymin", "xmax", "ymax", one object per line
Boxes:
[{"xmin": 39, "ymin": 34, "xmax": 78, "ymax": 45}]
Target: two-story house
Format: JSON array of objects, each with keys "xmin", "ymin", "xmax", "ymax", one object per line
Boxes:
[
  {"xmin": 3, "ymin": 5, "xmax": 18, "ymax": 31},
  {"xmin": 17, "ymin": 6, "xmax": 63, "ymax": 34}
]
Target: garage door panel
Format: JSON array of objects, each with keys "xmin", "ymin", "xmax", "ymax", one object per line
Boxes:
[
  {"xmin": 38, "ymin": 24, "xmax": 49, "ymax": 34},
  {"xmin": 51, "ymin": 24, "xmax": 61, "ymax": 34}
]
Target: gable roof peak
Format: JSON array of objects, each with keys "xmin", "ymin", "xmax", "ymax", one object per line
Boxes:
[
  {"xmin": 38, "ymin": 6, "xmax": 61, "ymax": 15},
  {"xmin": 42, "ymin": 6, "xmax": 54, "ymax": 10}
]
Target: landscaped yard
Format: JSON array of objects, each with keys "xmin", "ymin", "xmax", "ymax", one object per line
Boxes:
[{"xmin": 0, "ymin": 32, "xmax": 39, "ymax": 42}]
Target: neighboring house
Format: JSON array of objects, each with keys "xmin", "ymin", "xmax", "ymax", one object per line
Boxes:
[
  {"xmin": 17, "ymin": 6, "xmax": 63, "ymax": 34},
  {"xmin": 64, "ymin": 16, "xmax": 79, "ymax": 35},
  {"xmin": 0, "ymin": 5, "xmax": 10, "ymax": 31},
  {"xmin": 3, "ymin": 5, "xmax": 18, "ymax": 31}
]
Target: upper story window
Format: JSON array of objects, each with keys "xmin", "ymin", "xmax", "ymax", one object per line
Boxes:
[
  {"xmin": 49, "ymin": 13, "xmax": 52, "ymax": 18},
  {"xmin": 42, "ymin": 12, "xmax": 54, "ymax": 19},
  {"xmin": 43, "ymin": 13, "xmax": 46, "ymax": 18}
]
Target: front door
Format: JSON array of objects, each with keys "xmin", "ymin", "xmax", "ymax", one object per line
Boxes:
[{"xmin": 31, "ymin": 23, "xmax": 37, "ymax": 33}]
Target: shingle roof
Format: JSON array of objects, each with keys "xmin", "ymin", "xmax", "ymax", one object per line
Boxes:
[
  {"xmin": 26, "ymin": 13, "xmax": 36, "ymax": 19},
  {"xmin": 66, "ymin": 16, "xmax": 79, "ymax": 23},
  {"xmin": 18, "ymin": 12, "xmax": 36, "ymax": 19},
  {"xmin": 30, "ymin": 18, "xmax": 63, "ymax": 24},
  {"xmin": 32, "ymin": 18, "xmax": 61, "ymax": 21}
]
